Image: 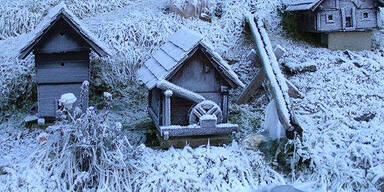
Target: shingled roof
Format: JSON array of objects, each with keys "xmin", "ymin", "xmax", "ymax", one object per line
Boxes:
[
  {"xmin": 285, "ymin": 0, "xmax": 323, "ymax": 11},
  {"xmin": 137, "ymin": 29, "xmax": 245, "ymax": 89},
  {"xmin": 19, "ymin": 2, "xmax": 112, "ymax": 59}
]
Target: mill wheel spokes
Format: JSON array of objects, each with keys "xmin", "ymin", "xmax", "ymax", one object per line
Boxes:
[{"xmin": 189, "ymin": 100, "xmax": 223, "ymax": 125}]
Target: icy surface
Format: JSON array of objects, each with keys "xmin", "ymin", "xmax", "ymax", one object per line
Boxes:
[{"xmin": 264, "ymin": 101, "xmax": 286, "ymax": 140}]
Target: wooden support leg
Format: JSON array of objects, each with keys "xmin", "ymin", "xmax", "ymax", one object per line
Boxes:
[
  {"xmin": 163, "ymin": 90, "xmax": 173, "ymax": 126},
  {"xmin": 286, "ymin": 79, "xmax": 304, "ymax": 99},
  {"xmin": 221, "ymin": 86, "xmax": 229, "ymax": 123},
  {"xmin": 236, "ymin": 70, "xmax": 265, "ymax": 104}
]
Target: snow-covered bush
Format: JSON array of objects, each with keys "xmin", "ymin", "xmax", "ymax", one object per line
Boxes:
[
  {"xmin": 28, "ymin": 107, "xmax": 133, "ymax": 191},
  {"xmin": 0, "ymin": 0, "xmax": 136, "ymax": 40},
  {"xmin": 0, "ymin": 56, "xmax": 34, "ymax": 111},
  {"xmin": 130, "ymin": 143, "xmax": 285, "ymax": 191}
]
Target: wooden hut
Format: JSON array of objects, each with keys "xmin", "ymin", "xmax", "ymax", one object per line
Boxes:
[
  {"xmin": 285, "ymin": 0, "xmax": 380, "ymax": 50},
  {"xmin": 19, "ymin": 3, "xmax": 111, "ymax": 121},
  {"xmin": 137, "ymin": 29, "xmax": 244, "ymax": 142}
]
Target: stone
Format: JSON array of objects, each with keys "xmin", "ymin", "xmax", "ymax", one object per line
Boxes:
[
  {"xmin": 24, "ymin": 115, "xmax": 38, "ymax": 128},
  {"xmin": 38, "ymin": 118, "xmax": 45, "ymax": 126},
  {"xmin": 24, "ymin": 115, "xmax": 38, "ymax": 123},
  {"xmin": 243, "ymin": 134, "xmax": 267, "ymax": 150},
  {"xmin": 322, "ymin": 31, "xmax": 373, "ymax": 51},
  {"xmin": 283, "ymin": 61, "xmax": 317, "ymax": 74},
  {"xmin": 354, "ymin": 113, "xmax": 376, "ymax": 122},
  {"xmin": 271, "ymin": 185, "xmax": 304, "ymax": 192},
  {"xmin": 0, "ymin": 166, "xmax": 7, "ymax": 175}
]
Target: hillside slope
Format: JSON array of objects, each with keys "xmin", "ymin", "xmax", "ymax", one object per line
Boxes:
[{"xmin": 0, "ymin": 0, "xmax": 383, "ymax": 191}]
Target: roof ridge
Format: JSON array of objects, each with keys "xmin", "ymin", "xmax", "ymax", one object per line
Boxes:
[{"xmin": 19, "ymin": 2, "xmax": 112, "ymax": 59}]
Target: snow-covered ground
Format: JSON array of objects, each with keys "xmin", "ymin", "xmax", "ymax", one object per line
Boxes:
[{"xmin": 0, "ymin": 0, "xmax": 384, "ymax": 191}]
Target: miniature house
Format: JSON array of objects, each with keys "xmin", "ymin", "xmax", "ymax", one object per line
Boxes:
[
  {"xmin": 19, "ymin": 3, "xmax": 111, "ymax": 120},
  {"xmin": 137, "ymin": 29, "xmax": 244, "ymax": 141},
  {"xmin": 285, "ymin": 0, "xmax": 380, "ymax": 50}
]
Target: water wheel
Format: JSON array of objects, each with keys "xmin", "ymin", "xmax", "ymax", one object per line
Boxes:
[{"xmin": 189, "ymin": 100, "xmax": 223, "ymax": 125}]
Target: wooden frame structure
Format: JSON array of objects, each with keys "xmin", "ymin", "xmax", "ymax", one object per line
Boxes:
[
  {"xmin": 238, "ymin": 14, "xmax": 302, "ymax": 139},
  {"xmin": 18, "ymin": 2, "xmax": 111, "ymax": 120},
  {"xmin": 137, "ymin": 29, "xmax": 244, "ymax": 141}
]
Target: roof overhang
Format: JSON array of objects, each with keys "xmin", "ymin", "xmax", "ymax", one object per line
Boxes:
[{"xmin": 19, "ymin": 2, "xmax": 112, "ymax": 59}]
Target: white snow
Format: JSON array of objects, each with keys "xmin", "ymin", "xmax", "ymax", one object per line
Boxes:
[
  {"xmin": 264, "ymin": 101, "xmax": 286, "ymax": 140},
  {"xmin": 0, "ymin": 0, "xmax": 384, "ymax": 191},
  {"xmin": 59, "ymin": 93, "xmax": 77, "ymax": 110}
]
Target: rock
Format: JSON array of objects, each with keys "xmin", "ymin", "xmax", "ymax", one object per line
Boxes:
[
  {"xmin": 354, "ymin": 113, "xmax": 376, "ymax": 122},
  {"xmin": 0, "ymin": 166, "xmax": 7, "ymax": 175},
  {"xmin": 271, "ymin": 185, "xmax": 304, "ymax": 192},
  {"xmin": 24, "ymin": 115, "xmax": 38, "ymax": 123},
  {"xmin": 353, "ymin": 61, "xmax": 363, "ymax": 68},
  {"xmin": 283, "ymin": 61, "xmax": 317, "ymax": 74},
  {"xmin": 243, "ymin": 134, "xmax": 267, "ymax": 150},
  {"xmin": 38, "ymin": 118, "xmax": 45, "ymax": 126},
  {"xmin": 24, "ymin": 115, "xmax": 38, "ymax": 127}
]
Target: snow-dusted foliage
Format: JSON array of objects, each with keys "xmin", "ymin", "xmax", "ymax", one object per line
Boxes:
[
  {"xmin": 0, "ymin": 0, "xmax": 136, "ymax": 40},
  {"xmin": 23, "ymin": 108, "xmax": 132, "ymax": 191},
  {"xmin": 0, "ymin": 56, "xmax": 34, "ymax": 111},
  {"xmin": 130, "ymin": 143, "xmax": 284, "ymax": 191},
  {"xmin": 1, "ymin": 0, "xmax": 384, "ymax": 191},
  {"xmin": 0, "ymin": 111, "xmax": 286, "ymax": 191}
]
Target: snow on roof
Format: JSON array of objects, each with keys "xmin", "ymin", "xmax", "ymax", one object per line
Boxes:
[
  {"xmin": 18, "ymin": 2, "xmax": 113, "ymax": 59},
  {"xmin": 137, "ymin": 28, "xmax": 245, "ymax": 89},
  {"xmin": 285, "ymin": 0, "xmax": 323, "ymax": 11}
]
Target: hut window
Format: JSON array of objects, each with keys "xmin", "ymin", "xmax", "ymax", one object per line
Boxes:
[
  {"xmin": 326, "ymin": 14, "xmax": 334, "ymax": 23},
  {"xmin": 362, "ymin": 12, "xmax": 369, "ymax": 20}
]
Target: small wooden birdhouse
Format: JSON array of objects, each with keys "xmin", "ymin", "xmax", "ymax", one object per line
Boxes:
[
  {"xmin": 19, "ymin": 3, "xmax": 111, "ymax": 121},
  {"xmin": 285, "ymin": 0, "xmax": 380, "ymax": 50},
  {"xmin": 137, "ymin": 29, "xmax": 244, "ymax": 144}
]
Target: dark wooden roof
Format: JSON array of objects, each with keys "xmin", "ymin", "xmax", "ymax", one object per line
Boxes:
[
  {"xmin": 19, "ymin": 2, "xmax": 112, "ymax": 59},
  {"xmin": 285, "ymin": 0, "xmax": 324, "ymax": 11},
  {"xmin": 137, "ymin": 29, "xmax": 244, "ymax": 89}
]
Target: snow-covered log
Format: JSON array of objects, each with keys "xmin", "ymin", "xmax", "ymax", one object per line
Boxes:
[
  {"xmin": 156, "ymin": 80, "xmax": 205, "ymax": 103},
  {"xmin": 246, "ymin": 13, "xmax": 302, "ymax": 138}
]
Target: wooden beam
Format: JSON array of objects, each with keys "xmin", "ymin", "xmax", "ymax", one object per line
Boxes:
[
  {"xmin": 286, "ymin": 79, "xmax": 304, "ymax": 99},
  {"xmin": 156, "ymin": 80, "xmax": 205, "ymax": 103},
  {"xmin": 236, "ymin": 70, "xmax": 265, "ymax": 104},
  {"xmin": 160, "ymin": 123, "xmax": 238, "ymax": 137},
  {"xmin": 246, "ymin": 14, "xmax": 300, "ymax": 137},
  {"xmin": 238, "ymin": 43, "xmax": 289, "ymax": 104}
]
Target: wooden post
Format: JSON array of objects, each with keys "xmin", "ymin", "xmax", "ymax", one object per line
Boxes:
[
  {"xmin": 221, "ymin": 86, "xmax": 229, "ymax": 123},
  {"xmin": 163, "ymin": 90, "xmax": 173, "ymax": 126}
]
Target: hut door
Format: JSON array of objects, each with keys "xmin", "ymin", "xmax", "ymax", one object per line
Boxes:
[{"xmin": 341, "ymin": 7, "xmax": 356, "ymax": 30}]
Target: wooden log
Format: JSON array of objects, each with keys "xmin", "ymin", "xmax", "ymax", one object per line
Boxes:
[
  {"xmin": 156, "ymin": 80, "xmax": 205, "ymax": 103},
  {"xmin": 246, "ymin": 13, "xmax": 296, "ymax": 134}
]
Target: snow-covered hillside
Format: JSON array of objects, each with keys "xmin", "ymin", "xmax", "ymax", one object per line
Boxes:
[{"xmin": 0, "ymin": 0, "xmax": 383, "ymax": 191}]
